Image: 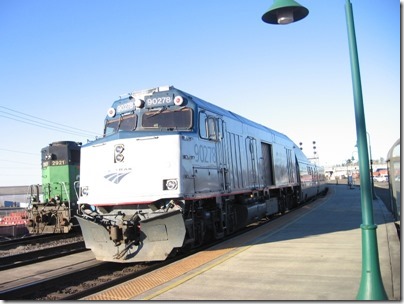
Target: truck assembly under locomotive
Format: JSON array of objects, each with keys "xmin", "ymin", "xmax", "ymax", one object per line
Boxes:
[
  {"xmin": 76, "ymin": 86, "xmax": 326, "ymax": 263},
  {"xmin": 26, "ymin": 141, "xmax": 81, "ymax": 233}
]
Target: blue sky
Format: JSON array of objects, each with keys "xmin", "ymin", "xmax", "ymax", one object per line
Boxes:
[{"xmin": 0, "ymin": 0, "xmax": 401, "ymax": 186}]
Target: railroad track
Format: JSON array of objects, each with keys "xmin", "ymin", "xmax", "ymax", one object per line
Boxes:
[
  {"xmin": 0, "ymin": 251, "xmax": 161, "ymax": 300},
  {"xmin": 0, "ymin": 241, "xmax": 87, "ymax": 271},
  {"xmin": 0, "ymin": 251, "xmax": 104, "ymax": 300},
  {"xmin": 0, "ymin": 232, "xmax": 81, "ymax": 250}
]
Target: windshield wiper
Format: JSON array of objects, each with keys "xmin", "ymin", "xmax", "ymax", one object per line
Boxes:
[{"xmin": 147, "ymin": 107, "xmax": 166, "ymax": 118}]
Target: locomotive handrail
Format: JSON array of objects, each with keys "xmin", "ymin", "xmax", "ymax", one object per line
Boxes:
[
  {"xmin": 59, "ymin": 182, "xmax": 71, "ymax": 217},
  {"xmin": 74, "ymin": 181, "xmax": 80, "ymax": 201},
  {"xmin": 26, "ymin": 184, "xmax": 40, "ymax": 209}
]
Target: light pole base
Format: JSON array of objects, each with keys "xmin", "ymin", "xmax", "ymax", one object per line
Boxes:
[{"xmin": 356, "ymin": 224, "xmax": 388, "ymax": 300}]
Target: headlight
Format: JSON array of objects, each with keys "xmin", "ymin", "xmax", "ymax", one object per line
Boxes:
[
  {"xmin": 163, "ymin": 179, "xmax": 178, "ymax": 190},
  {"xmin": 115, "ymin": 154, "xmax": 124, "ymax": 162},
  {"xmin": 135, "ymin": 98, "xmax": 145, "ymax": 108},
  {"xmin": 114, "ymin": 144, "xmax": 125, "ymax": 162},
  {"xmin": 174, "ymin": 96, "xmax": 184, "ymax": 106},
  {"xmin": 115, "ymin": 144, "xmax": 124, "ymax": 154},
  {"xmin": 107, "ymin": 108, "xmax": 116, "ymax": 117},
  {"xmin": 81, "ymin": 187, "xmax": 89, "ymax": 196}
]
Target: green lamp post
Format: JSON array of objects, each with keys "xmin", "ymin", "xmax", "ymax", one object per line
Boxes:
[{"xmin": 262, "ymin": 0, "xmax": 388, "ymax": 300}]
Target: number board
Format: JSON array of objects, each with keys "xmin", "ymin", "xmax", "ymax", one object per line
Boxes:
[
  {"xmin": 116, "ymin": 101, "xmax": 136, "ymax": 114},
  {"xmin": 42, "ymin": 160, "xmax": 67, "ymax": 167},
  {"xmin": 144, "ymin": 96, "xmax": 174, "ymax": 108}
]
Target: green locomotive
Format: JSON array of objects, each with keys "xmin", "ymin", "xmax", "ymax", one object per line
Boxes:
[{"xmin": 26, "ymin": 141, "xmax": 81, "ymax": 233}]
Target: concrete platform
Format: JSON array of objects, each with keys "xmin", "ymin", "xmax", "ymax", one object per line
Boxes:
[
  {"xmin": 130, "ymin": 184, "xmax": 400, "ymax": 301},
  {"xmin": 86, "ymin": 184, "xmax": 400, "ymax": 301}
]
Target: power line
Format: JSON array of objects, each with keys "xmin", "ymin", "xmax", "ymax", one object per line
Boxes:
[
  {"xmin": 0, "ymin": 105, "xmax": 102, "ymax": 138},
  {"xmin": 0, "ymin": 113, "xmax": 95, "ymax": 138},
  {"xmin": 0, "ymin": 148, "xmax": 38, "ymax": 156},
  {"xmin": 0, "ymin": 112, "xmax": 101, "ymax": 138},
  {"xmin": 0, "ymin": 105, "xmax": 100, "ymax": 136},
  {"xmin": 0, "ymin": 159, "xmax": 38, "ymax": 166},
  {"xmin": 0, "ymin": 167, "xmax": 38, "ymax": 170}
]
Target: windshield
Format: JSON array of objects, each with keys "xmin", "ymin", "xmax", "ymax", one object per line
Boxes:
[
  {"xmin": 104, "ymin": 113, "xmax": 137, "ymax": 136},
  {"xmin": 142, "ymin": 108, "xmax": 193, "ymax": 130}
]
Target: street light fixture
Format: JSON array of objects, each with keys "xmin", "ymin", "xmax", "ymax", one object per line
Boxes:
[
  {"xmin": 262, "ymin": 0, "xmax": 388, "ymax": 300},
  {"xmin": 262, "ymin": 0, "xmax": 309, "ymax": 24}
]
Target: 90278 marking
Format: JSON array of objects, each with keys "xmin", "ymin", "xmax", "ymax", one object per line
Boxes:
[
  {"xmin": 146, "ymin": 97, "xmax": 172, "ymax": 107},
  {"xmin": 194, "ymin": 144, "xmax": 216, "ymax": 163}
]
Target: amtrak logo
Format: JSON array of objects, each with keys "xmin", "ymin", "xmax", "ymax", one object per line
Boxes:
[{"xmin": 104, "ymin": 172, "xmax": 131, "ymax": 184}]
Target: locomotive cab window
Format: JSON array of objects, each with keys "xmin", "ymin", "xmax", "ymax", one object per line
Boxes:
[
  {"xmin": 199, "ymin": 112, "xmax": 219, "ymax": 141},
  {"xmin": 105, "ymin": 118, "xmax": 119, "ymax": 136},
  {"xmin": 119, "ymin": 114, "xmax": 137, "ymax": 132},
  {"xmin": 104, "ymin": 114, "xmax": 138, "ymax": 136},
  {"xmin": 142, "ymin": 107, "xmax": 192, "ymax": 130}
]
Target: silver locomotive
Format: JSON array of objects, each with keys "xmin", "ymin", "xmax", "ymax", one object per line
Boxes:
[{"xmin": 77, "ymin": 86, "xmax": 326, "ymax": 263}]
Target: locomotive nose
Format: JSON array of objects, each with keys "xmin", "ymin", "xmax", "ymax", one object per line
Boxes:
[{"xmin": 76, "ymin": 208, "xmax": 186, "ymax": 262}]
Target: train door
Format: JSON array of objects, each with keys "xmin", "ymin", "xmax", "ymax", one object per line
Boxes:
[
  {"xmin": 217, "ymin": 119, "xmax": 229, "ymax": 191},
  {"xmin": 207, "ymin": 116, "xmax": 229, "ymax": 192},
  {"xmin": 246, "ymin": 137, "xmax": 259, "ymax": 188},
  {"xmin": 295, "ymin": 156, "xmax": 303, "ymax": 202},
  {"xmin": 285, "ymin": 148, "xmax": 296, "ymax": 183},
  {"xmin": 261, "ymin": 143, "xmax": 274, "ymax": 186},
  {"xmin": 198, "ymin": 112, "xmax": 228, "ymax": 192}
]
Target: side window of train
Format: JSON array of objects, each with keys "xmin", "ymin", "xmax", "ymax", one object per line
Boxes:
[
  {"xmin": 199, "ymin": 112, "xmax": 208, "ymax": 138},
  {"xmin": 207, "ymin": 117, "xmax": 218, "ymax": 140},
  {"xmin": 199, "ymin": 112, "xmax": 218, "ymax": 141}
]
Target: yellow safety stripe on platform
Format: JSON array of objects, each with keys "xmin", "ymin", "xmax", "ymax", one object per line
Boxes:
[{"xmin": 84, "ymin": 247, "xmax": 237, "ymax": 301}]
